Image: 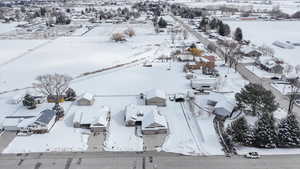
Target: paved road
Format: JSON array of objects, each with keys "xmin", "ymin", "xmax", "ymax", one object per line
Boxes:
[
  {"xmin": 0, "ymin": 132, "xmax": 16, "ymax": 153},
  {"xmin": 171, "ymin": 14, "xmax": 300, "ymax": 118},
  {"xmin": 1, "ymin": 151, "xmax": 300, "ymax": 169}
]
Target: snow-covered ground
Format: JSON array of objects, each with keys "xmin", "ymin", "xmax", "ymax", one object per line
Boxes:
[
  {"xmin": 3, "ymin": 101, "xmax": 90, "ymax": 153},
  {"xmin": 183, "ymin": 0, "xmax": 300, "ymax": 15},
  {"xmin": 226, "ymin": 21, "xmax": 300, "ymax": 69},
  {"xmin": 0, "ymin": 22, "xmax": 20, "ymax": 34},
  {"xmin": 0, "ymin": 23, "xmax": 169, "ymax": 92}
]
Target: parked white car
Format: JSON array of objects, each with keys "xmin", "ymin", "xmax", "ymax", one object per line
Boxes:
[
  {"xmin": 294, "ymin": 99, "xmax": 300, "ymax": 106},
  {"xmin": 244, "ymin": 152, "xmax": 260, "ymax": 159}
]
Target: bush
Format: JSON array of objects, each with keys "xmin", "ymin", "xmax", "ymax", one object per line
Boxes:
[
  {"xmin": 124, "ymin": 28, "xmax": 135, "ymax": 37},
  {"xmin": 111, "ymin": 33, "xmax": 126, "ymax": 42}
]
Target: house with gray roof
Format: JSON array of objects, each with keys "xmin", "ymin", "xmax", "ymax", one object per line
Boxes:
[{"xmin": 28, "ymin": 109, "xmax": 56, "ymax": 134}]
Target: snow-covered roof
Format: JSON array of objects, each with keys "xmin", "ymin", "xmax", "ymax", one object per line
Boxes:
[
  {"xmin": 146, "ymin": 89, "xmax": 166, "ymax": 100},
  {"xmin": 142, "ymin": 109, "xmax": 167, "ymax": 131},
  {"xmin": 92, "ymin": 106, "xmax": 110, "ymax": 127},
  {"xmin": 17, "ymin": 117, "xmax": 37, "ymax": 128},
  {"xmin": 213, "ymin": 98, "xmax": 236, "ymax": 117},
  {"xmin": 125, "ymin": 104, "xmax": 158, "ymax": 123},
  {"xmin": 73, "ymin": 105, "xmax": 110, "ymax": 126},
  {"xmin": 79, "ymin": 93, "xmax": 94, "ymax": 101},
  {"xmin": 2, "ymin": 118, "xmax": 22, "ymax": 127},
  {"xmin": 240, "ymin": 46, "xmax": 260, "ymax": 55}
]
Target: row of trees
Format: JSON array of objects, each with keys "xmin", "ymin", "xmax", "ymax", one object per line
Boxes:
[
  {"xmin": 199, "ymin": 17, "xmax": 243, "ymax": 41},
  {"xmin": 111, "ymin": 27, "xmax": 136, "ymax": 42},
  {"xmin": 226, "ymin": 83, "xmax": 300, "ymax": 148},
  {"xmin": 227, "ymin": 112, "xmax": 300, "ymax": 148}
]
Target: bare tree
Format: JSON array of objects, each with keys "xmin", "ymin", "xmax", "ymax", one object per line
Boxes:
[
  {"xmin": 258, "ymin": 44, "xmax": 275, "ymax": 57},
  {"xmin": 219, "ymin": 40, "xmax": 240, "ymax": 69},
  {"xmin": 124, "ymin": 27, "xmax": 135, "ymax": 37},
  {"xmin": 33, "ymin": 74, "xmax": 72, "ymax": 104},
  {"xmin": 295, "ymin": 64, "xmax": 300, "ymax": 74},
  {"xmin": 284, "ymin": 64, "xmax": 294, "ymax": 76},
  {"xmin": 288, "ymin": 78, "xmax": 300, "ymax": 114},
  {"xmin": 183, "ymin": 29, "xmax": 189, "ymax": 40}
]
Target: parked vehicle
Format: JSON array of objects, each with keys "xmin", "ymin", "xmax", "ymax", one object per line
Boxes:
[{"xmin": 244, "ymin": 152, "xmax": 260, "ymax": 159}]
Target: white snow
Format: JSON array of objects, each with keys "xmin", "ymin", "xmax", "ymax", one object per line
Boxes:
[{"xmin": 226, "ymin": 21, "xmax": 300, "ymax": 69}]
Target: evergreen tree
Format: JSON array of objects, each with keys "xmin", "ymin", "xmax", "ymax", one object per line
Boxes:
[
  {"xmin": 235, "ymin": 83, "xmax": 278, "ymax": 116},
  {"xmin": 64, "ymin": 88, "xmax": 76, "ymax": 101},
  {"xmin": 278, "ymin": 113, "xmax": 300, "ymax": 147},
  {"xmin": 157, "ymin": 17, "xmax": 167, "ymax": 28},
  {"xmin": 254, "ymin": 113, "xmax": 277, "ymax": 148},
  {"xmin": 234, "ymin": 27, "xmax": 243, "ymax": 42},
  {"xmin": 23, "ymin": 94, "xmax": 37, "ymax": 109},
  {"xmin": 199, "ymin": 17, "xmax": 209, "ymax": 31},
  {"xmin": 226, "ymin": 116, "xmax": 254, "ymax": 146}
]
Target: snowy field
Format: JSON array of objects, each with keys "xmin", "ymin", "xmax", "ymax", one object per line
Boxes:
[
  {"xmin": 0, "ymin": 23, "xmax": 170, "ymax": 92},
  {"xmin": 226, "ymin": 21, "xmax": 300, "ymax": 68},
  {"xmin": 0, "ymin": 22, "xmax": 20, "ymax": 34},
  {"xmin": 183, "ymin": 0, "xmax": 300, "ymax": 15}
]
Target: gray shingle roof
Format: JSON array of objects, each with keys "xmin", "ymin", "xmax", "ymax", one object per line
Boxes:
[{"xmin": 36, "ymin": 109, "xmax": 56, "ymax": 125}]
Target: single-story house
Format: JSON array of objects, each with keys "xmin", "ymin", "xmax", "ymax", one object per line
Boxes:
[
  {"xmin": 240, "ymin": 46, "xmax": 262, "ymax": 57},
  {"xmin": 142, "ymin": 109, "xmax": 168, "ymax": 135},
  {"xmin": 77, "ymin": 93, "xmax": 95, "ymax": 106},
  {"xmin": 191, "ymin": 78, "xmax": 217, "ymax": 91},
  {"xmin": 255, "ymin": 56, "xmax": 284, "ymax": 74},
  {"xmin": 124, "ymin": 104, "xmax": 158, "ymax": 126},
  {"xmin": 145, "ymin": 89, "xmax": 167, "ymax": 107},
  {"xmin": 73, "ymin": 106, "xmax": 110, "ymax": 133},
  {"xmin": 28, "ymin": 109, "xmax": 56, "ymax": 134},
  {"xmin": 90, "ymin": 107, "xmax": 111, "ymax": 133}
]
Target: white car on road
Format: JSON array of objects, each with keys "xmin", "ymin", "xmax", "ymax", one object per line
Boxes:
[{"xmin": 244, "ymin": 152, "xmax": 260, "ymax": 159}]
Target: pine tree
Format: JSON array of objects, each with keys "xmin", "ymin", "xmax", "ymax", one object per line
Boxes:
[
  {"xmin": 234, "ymin": 27, "xmax": 243, "ymax": 42},
  {"xmin": 23, "ymin": 94, "xmax": 37, "ymax": 109},
  {"xmin": 158, "ymin": 17, "xmax": 167, "ymax": 28},
  {"xmin": 278, "ymin": 113, "xmax": 300, "ymax": 147},
  {"xmin": 235, "ymin": 83, "xmax": 278, "ymax": 116},
  {"xmin": 254, "ymin": 113, "xmax": 277, "ymax": 148},
  {"xmin": 226, "ymin": 116, "xmax": 254, "ymax": 146}
]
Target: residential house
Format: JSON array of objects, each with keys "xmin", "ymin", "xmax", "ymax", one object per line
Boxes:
[
  {"xmin": 28, "ymin": 109, "xmax": 56, "ymax": 134},
  {"xmin": 142, "ymin": 109, "xmax": 168, "ymax": 135},
  {"xmin": 73, "ymin": 106, "xmax": 110, "ymax": 133},
  {"xmin": 124, "ymin": 104, "xmax": 157, "ymax": 126},
  {"xmin": 240, "ymin": 46, "xmax": 262, "ymax": 57},
  {"xmin": 256, "ymin": 56, "xmax": 284, "ymax": 74}
]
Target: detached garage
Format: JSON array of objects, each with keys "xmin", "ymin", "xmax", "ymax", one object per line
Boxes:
[{"xmin": 145, "ymin": 89, "xmax": 167, "ymax": 107}]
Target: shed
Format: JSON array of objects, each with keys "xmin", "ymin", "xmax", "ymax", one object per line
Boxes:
[
  {"xmin": 213, "ymin": 100, "xmax": 236, "ymax": 119},
  {"xmin": 77, "ymin": 93, "xmax": 95, "ymax": 106},
  {"xmin": 145, "ymin": 89, "xmax": 167, "ymax": 107}
]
